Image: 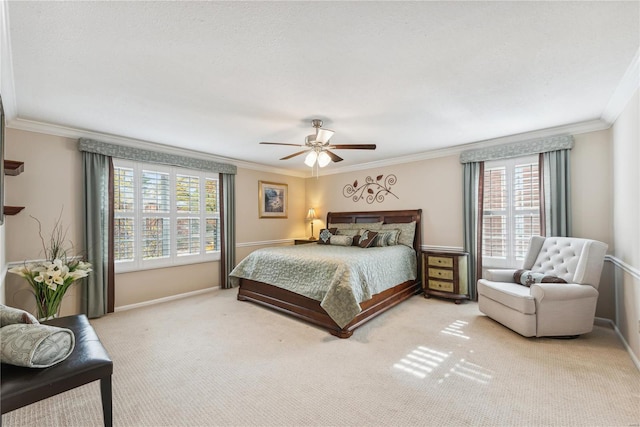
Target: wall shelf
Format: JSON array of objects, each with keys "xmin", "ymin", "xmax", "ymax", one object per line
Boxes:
[
  {"xmin": 4, "ymin": 159, "xmax": 25, "ymax": 215},
  {"xmin": 4, "ymin": 160, "xmax": 24, "ymax": 176},
  {"xmin": 4, "ymin": 206, "xmax": 25, "ymax": 215}
]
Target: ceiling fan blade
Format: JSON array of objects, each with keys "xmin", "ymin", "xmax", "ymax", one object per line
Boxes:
[
  {"xmin": 330, "ymin": 144, "xmax": 377, "ymax": 150},
  {"xmin": 324, "ymin": 150, "xmax": 343, "ymax": 163},
  {"xmin": 280, "ymin": 150, "xmax": 309, "ymax": 160},
  {"xmin": 316, "ymin": 128, "xmax": 334, "ymax": 144},
  {"xmin": 260, "ymin": 142, "xmax": 304, "ymax": 147}
]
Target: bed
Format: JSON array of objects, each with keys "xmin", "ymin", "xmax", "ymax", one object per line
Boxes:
[{"xmin": 232, "ymin": 209, "xmax": 422, "ymax": 338}]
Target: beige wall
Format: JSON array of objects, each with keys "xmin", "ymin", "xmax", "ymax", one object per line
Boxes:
[
  {"xmin": 306, "ymin": 133, "xmax": 614, "ymax": 249},
  {"xmin": 305, "ymin": 155, "xmax": 464, "ymax": 250},
  {"xmin": 571, "ymin": 130, "xmax": 613, "ymax": 245},
  {"xmin": 611, "ymin": 89, "xmax": 640, "ymax": 361},
  {"xmin": 570, "ymin": 130, "xmax": 616, "ymax": 320},
  {"xmin": 3, "ymin": 129, "xmax": 85, "ymax": 316},
  {"xmin": 2, "ymin": 128, "xmax": 306, "ymax": 312}
]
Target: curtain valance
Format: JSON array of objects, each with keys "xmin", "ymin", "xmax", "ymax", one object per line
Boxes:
[
  {"xmin": 78, "ymin": 138, "xmax": 237, "ymax": 175},
  {"xmin": 459, "ymin": 135, "xmax": 574, "ymax": 164}
]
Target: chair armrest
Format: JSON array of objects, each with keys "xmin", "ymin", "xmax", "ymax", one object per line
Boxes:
[
  {"xmin": 483, "ymin": 269, "xmax": 517, "ymax": 282},
  {"xmin": 530, "ymin": 283, "xmax": 598, "ymax": 302}
]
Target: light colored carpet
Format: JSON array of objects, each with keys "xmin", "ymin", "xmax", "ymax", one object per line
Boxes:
[{"xmin": 2, "ymin": 288, "xmax": 639, "ymax": 426}]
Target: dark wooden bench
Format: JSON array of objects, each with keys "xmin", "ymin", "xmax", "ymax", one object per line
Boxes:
[{"xmin": 1, "ymin": 314, "xmax": 113, "ymax": 426}]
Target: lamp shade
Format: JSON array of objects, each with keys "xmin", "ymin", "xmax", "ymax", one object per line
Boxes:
[
  {"xmin": 315, "ymin": 128, "xmax": 334, "ymax": 143},
  {"xmin": 306, "ymin": 208, "xmax": 316, "ymax": 220},
  {"xmin": 304, "ymin": 151, "xmax": 318, "ymax": 167},
  {"xmin": 317, "ymin": 151, "xmax": 331, "ymax": 167}
]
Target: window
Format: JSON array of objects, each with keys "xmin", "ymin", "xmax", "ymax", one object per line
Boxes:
[
  {"xmin": 113, "ymin": 159, "xmax": 220, "ymax": 272},
  {"xmin": 482, "ymin": 155, "xmax": 540, "ymax": 268}
]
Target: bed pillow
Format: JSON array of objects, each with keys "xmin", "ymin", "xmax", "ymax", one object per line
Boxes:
[
  {"xmin": 380, "ymin": 221, "xmax": 416, "ymax": 248},
  {"xmin": 317, "ymin": 228, "xmax": 338, "ymax": 245},
  {"xmin": 357, "ymin": 230, "xmax": 378, "ymax": 248},
  {"xmin": 329, "ymin": 235, "xmax": 353, "ymax": 246},
  {"xmin": 334, "ymin": 228, "xmax": 360, "ymax": 237},
  {"xmin": 0, "ymin": 304, "xmax": 39, "ymax": 327},
  {"xmin": 513, "ymin": 269, "xmax": 568, "ymax": 287},
  {"xmin": 0, "ymin": 323, "xmax": 75, "ymax": 368},
  {"xmin": 371, "ymin": 229, "xmax": 400, "ymax": 247},
  {"xmin": 329, "ymin": 221, "xmax": 383, "ymax": 231}
]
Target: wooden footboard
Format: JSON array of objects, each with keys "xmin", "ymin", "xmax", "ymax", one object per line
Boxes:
[{"xmin": 237, "ymin": 278, "xmax": 421, "ymax": 338}]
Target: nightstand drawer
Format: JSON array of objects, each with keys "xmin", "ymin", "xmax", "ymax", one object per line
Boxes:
[
  {"xmin": 421, "ymin": 250, "xmax": 469, "ymax": 304},
  {"xmin": 428, "ymin": 268, "xmax": 453, "ymax": 280},
  {"xmin": 428, "ymin": 256, "xmax": 453, "ymax": 268},
  {"xmin": 428, "ymin": 280, "xmax": 454, "ymax": 293}
]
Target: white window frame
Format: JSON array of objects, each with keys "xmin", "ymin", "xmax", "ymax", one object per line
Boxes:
[
  {"xmin": 114, "ymin": 159, "xmax": 221, "ymax": 273},
  {"xmin": 482, "ymin": 155, "xmax": 540, "ymax": 269}
]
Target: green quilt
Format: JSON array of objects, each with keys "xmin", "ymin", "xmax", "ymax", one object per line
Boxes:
[{"xmin": 230, "ymin": 244, "xmax": 417, "ymax": 328}]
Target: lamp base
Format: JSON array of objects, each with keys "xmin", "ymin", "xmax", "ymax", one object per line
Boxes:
[{"xmin": 308, "ymin": 236, "xmax": 317, "ymax": 241}]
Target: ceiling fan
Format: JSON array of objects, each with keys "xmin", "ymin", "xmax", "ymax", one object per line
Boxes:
[{"xmin": 260, "ymin": 119, "xmax": 376, "ymax": 168}]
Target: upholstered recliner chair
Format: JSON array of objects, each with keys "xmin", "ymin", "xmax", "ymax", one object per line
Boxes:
[{"xmin": 477, "ymin": 236, "xmax": 608, "ymax": 337}]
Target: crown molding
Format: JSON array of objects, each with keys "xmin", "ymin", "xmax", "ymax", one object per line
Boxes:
[
  {"xmin": 0, "ymin": 0, "xmax": 17, "ymax": 120},
  {"xmin": 7, "ymin": 115, "xmax": 609, "ymax": 179},
  {"xmin": 6, "ymin": 117, "xmax": 309, "ymax": 178},
  {"xmin": 602, "ymin": 47, "xmax": 640, "ymax": 124},
  {"xmin": 317, "ymin": 118, "xmax": 609, "ymax": 176}
]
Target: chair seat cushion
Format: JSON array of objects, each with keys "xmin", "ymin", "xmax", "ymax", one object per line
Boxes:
[{"xmin": 478, "ymin": 279, "xmax": 536, "ymax": 314}]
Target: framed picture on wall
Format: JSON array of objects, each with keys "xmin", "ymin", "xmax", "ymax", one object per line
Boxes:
[{"xmin": 258, "ymin": 181, "xmax": 288, "ymax": 218}]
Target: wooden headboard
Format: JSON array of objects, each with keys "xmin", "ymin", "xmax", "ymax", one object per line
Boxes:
[{"xmin": 326, "ymin": 209, "xmax": 422, "ymax": 255}]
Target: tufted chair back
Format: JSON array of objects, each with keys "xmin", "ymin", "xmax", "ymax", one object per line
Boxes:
[{"xmin": 521, "ymin": 236, "xmax": 608, "ymax": 288}]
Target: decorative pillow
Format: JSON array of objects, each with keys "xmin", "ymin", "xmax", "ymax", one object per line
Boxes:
[
  {"xmin": 380, "ymin": 222, "xmax": 416, "ymax": 248},
  {"xmin": 0, "ymin": 304, "xmax": 39, "ymax": 327},
  {"xmin": 513, "ymin": 269, "xmax": 568, "ymax": 287},
  {"xmin": 0, "ymin": 323, "xmax": 75, "ymax": 368},
  {"xmin": 351, "ymin": 235, "xmax": 361, "ymax": 246},
  {"xmin": 317, "ymin": 228, "xmax": 338, "ymax": 245},
  {"xmin": 329, "ymin": 235, "xmax": 353, "ymax": 246},
  {"xmin": 386, "ymin": 229, "xmax": 400, "ymax": 246},
  {"xmin": 371, "ymin": 229, "xmax": 400, "ymax": 247},
  {"xmin": 357, "ymin": 230, "xmax": 378, "ymax": 248}
]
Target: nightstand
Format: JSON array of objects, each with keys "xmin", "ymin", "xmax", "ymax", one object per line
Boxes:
[
  {"xmin": 294, "ymin": 239, "xmax": 317, "ymax": 245},
  {"xmin": 422, "ymin": 251, "xmax": 469, "ymax": 304}
]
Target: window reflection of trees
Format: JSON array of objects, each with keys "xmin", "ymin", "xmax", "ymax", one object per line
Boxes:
[{"xmin": 113, "ymin": 163, "xmax": 221, "ymax": 266}]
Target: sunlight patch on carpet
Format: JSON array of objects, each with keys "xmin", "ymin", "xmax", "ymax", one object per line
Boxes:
[
  {"xmin": 393, "ymin": 346, "xmax": 451, "ymax": 379},
  {"xmin": 440, "ymin": 319, "xmax": 470, "ymax": 339}
]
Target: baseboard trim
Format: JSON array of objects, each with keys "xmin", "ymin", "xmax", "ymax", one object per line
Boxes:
[
  {"xmin": 595, "ymin": 316, "xmax": 640, "ymax": 372},
  {"xmin": 115, "ymin": 287, "xmax": 218, "ymax": 312}
]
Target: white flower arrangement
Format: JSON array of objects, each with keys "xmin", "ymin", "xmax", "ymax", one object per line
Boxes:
[{"xmin": 8, "ymin": 213, "xmax": 92, "ymax": 320}]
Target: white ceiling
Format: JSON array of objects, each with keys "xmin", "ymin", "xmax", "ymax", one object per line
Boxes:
[{"xmin": 3, "ymin": 1, "xmax": 639, "ymax": 175}]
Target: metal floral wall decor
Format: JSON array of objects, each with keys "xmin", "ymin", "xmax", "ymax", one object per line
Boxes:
[{"xmin": 343, "ymin": 174, "xmax": 398, "ymax": 204}]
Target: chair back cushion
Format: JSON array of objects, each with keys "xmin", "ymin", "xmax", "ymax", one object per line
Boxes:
[{"xmin": 527, "ymin": 237, "xmax": 608, "ymax": 287}]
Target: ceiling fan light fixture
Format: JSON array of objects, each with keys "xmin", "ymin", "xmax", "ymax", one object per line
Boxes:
[
  {"xmin": 304, "ymin": 150, "xmax": 318, "ymax": 167},
  {"xmin": 317, "ymin": 151, "xmax": 331, "ymax": 167},
  {"xmin": 316, "ymin": 128, "xmax": 334, "ymax": 144},
  {"xmin": 260, "ymin": 119, "xmax": 376, "ymax": 170}
]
